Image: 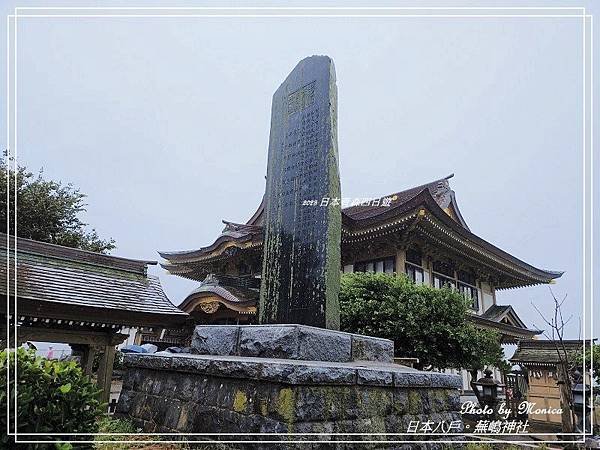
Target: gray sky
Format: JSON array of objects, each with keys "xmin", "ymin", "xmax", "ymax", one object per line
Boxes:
[{"xmin": 2, "ymin": 2, "xmax": 597, "ymax": 340}]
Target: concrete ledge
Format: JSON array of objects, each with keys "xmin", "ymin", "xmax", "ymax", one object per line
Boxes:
[
  {"xmin": 123, "ymin": 353, "xmax": 461, "ymax": 389},
  {"xmin": 191, "ymin": 324, "xmax": 394, "ymax": 363}
]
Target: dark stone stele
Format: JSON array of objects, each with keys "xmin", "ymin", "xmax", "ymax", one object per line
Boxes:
[
  {"xmin": 116, "ymin": 57, "xmax": 465, "ymax": 447},
  {"xmin": 259, "ymin": 55, "xmax": 342, "ymax": 330}
]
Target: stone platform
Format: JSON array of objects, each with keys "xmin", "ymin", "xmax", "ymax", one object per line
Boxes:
[
  {"xmin": 192, "ymin": 324, "xmax": 394, "ymax": 363},
  {"xmin": 117, "ymin": 325, "xmax": 464, "ymax": 448}
]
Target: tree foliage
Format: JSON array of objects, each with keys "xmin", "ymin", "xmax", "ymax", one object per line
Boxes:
[
  {"xmin": 574, "ymin": 343, "xmax": 600, "ymax": 385},
  {"xmin": 0, "ymin": 156, "xmax": 115, "ymax": 253},
  {"xmin": 339, "ymin": 272, "xmax": 504, "ymax": 371}
]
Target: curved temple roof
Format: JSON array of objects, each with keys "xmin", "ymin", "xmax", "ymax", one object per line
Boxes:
[{"xmin": 159, "ymin": 175, "xmax": 563, "ymax": 289}]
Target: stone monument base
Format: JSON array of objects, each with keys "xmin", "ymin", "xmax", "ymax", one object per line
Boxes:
[{"xmin": 117, "ymin": 325, "xmax": 463, "ymax": 448}]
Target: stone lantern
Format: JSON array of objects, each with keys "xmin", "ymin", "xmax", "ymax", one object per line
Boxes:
[
  {"xmin": 571, "ymin": 369, "xmax": 591, "ymax": 433},
  {"xmin": 472, "ymin": 369, "xmax": 506, "ymax": 414}
]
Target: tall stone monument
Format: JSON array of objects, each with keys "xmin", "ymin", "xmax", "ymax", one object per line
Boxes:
[
  {"xmin": 119, "ymin": 56, "xmax": 463, "ymax": 444},
  {"xmin": 259, "ymin": 55, "xmax": 341, "ymax": 330}
]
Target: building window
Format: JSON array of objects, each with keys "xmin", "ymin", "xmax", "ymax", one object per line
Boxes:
[
  {"xmin": 404, "ymin": 248, "xmax": 424, "ymax": 284},
  {"xmin": 354, "ymin": 257, "xmax": 395, "ymax": 274},
  {"xmin": 406, "ymin": 264, "xmax": 424, "ymax": 284},
  {"xmin": 432, "ymin": 260, "xmax": 456, "ymax": 289},
  {"xmin": 458, "ymin": 270, "xmax": 479, "ymax": 310}
]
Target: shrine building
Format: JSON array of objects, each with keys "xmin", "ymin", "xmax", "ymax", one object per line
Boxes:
[{"xmin": 159, "ymin": 174, "xmax": 562, "ymax": 347}]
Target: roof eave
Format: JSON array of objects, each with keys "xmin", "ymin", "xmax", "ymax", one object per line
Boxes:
[{"xmin": 415, "ymin": 191, "xmax": 563, "ymax": 282}]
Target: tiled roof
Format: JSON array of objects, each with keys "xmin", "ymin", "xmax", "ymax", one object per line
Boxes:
[
  {"xmin": 159, "ymin": 174, "xmax": 461, "ymax": 260},
  {"xmin": 247, "ymin": 174, "xmax": 461, "ymax": 224},
  {"xmin": 479, "ymin": 304, "xmax": 527, "ymax": 329},
  {"xmin": 468, "ymin": 314, "xmax": 541, "ymax": 344},
  {"xmin": 7, "ymin": 232, "xmax": 154, "ymax": 275},
  {"xmin": 510, "ymin": 340, "xmax": 587, "ymax": 365},
  {"xmin": 1, "ymin": 233, "xmax": 188, "ymax": 326},
  {"xmin": 481, "ymin": 305, "xmax": 512, "ymax": 321},
  {"xmin": 343, "ymin": 174, "xmax": 459, "ymax": 222},
  {"xmin": 159, "ymin": 175, "xmax": 563, "ymax": 289},
  {"xmin": 187, "ymin": 284, "xmax": 258, "ymax": 305},
  {"xmin": 179, "ymin": 274, "xmax": 259, "ymax": 315},
  {"xmin": 182, "ymin": 274, "xmax": 259, "ymax": 305}
]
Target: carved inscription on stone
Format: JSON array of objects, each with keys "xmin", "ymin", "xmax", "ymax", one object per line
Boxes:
[{"xmin": 287, "ymin": 81, "xmax": 316, "ymax": 116}]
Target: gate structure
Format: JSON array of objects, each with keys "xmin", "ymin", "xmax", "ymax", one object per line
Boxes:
[{"xmin": 503, "ymin": 368, "xmax": 529, "ymax": 419}]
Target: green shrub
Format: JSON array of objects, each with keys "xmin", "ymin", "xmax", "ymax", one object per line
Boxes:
[
  {"xmin": 574, "ymin": 342, "xmax": 600, "ymax": 384},
  {"xmin": 340, "ymin": 272, "xmax": 504, "ymax": 370},
  {"xmin": 0, "ymin": 347, "xmax": 104, "ymax": 448}
]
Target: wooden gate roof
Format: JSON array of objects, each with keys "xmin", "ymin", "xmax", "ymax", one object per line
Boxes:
[{"xmin": 1, "ymin": 233, "xmax": 188, "ymax": 328}]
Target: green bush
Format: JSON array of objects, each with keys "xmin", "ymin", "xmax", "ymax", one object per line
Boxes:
[
  {"xmin": 340, "ymin": 272, "xmax": 504, "ymax": 370},
  {"xmin": 0, "ymin": 347, "xmax": 105, "ymax": 448},
  {"xmin": 574, "ymin": 342, "xmax": 600, "ymax": 385}
]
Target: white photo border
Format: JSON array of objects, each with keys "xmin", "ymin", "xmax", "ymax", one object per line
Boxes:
[{"xmin": 4, "ymin": 5, "xmax": 594, "ymax": 446}]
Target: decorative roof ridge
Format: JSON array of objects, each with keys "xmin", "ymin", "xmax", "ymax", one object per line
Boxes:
[
  {"xmin": 362, "ymin": 173, "xmax": 453, "ymax": 200},
  {"xmin": 342, "ymin": 188, "xmax": 451, "ymax": 231},
  {"xmin": 340, "ymin": 174, "xmax": 468, "ymax": 228},
  {"xmin": 343, "ymin": 174, "xmax": 453, "ymax": 210},
  {"xmin": 243, "ymin": 175, "xmax": 456, "ymax": 228},
  {"xmin": 158, "ymin": 232, "xmax": 255, "ymax": 261},
  {"xmin": 395, "ymin": 173, "xmax": 454, "ymax": 195},
  {"xmin": 0, "ymin": 232, "xmax": 154, "ymax": 276},
  {"xmin": 368, "ymin": 174, "xmax": 454, "ymax": 200},
  {"xmin": 222, "ymin": 220, "xmax": 262, "ymax": 232}
]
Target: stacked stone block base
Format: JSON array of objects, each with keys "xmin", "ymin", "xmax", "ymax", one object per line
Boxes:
[
  {"xmin": 117, "ymin": 354, "xmax": 463, "ymax": 448},
  {"xmin": 117, "ymin": 326, "xmax": 463, "ymax": 448}
]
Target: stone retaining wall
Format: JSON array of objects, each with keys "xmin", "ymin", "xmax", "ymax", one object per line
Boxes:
[{"xmin": 117, "ymin": 353, "xmax": 463, "ymax": 448}]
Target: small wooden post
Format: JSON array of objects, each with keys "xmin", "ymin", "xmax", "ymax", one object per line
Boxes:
[
  {"xmin": 97, "ymin": 345, "xmax": 116, "ymax": 406},
  {"xmin": 81, "ymin": 345, "xmax": 97, "ymax": 376},
  {"xmin": 135, "ymin": 332, "xmax": 142, "ymax": 346},
  {"xmin": 395, "ymin": 248, "xmax": 405, "ymax": 277}
]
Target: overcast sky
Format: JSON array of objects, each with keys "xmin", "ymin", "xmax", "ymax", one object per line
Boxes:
[{"xmin": 2, "ymin": 2, "xmax": 597, "ymax": 340}]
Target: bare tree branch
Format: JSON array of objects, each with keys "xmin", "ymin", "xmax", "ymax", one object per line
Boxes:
[{"xmin": 531, "ymin": 288, "xmax": 577, "ymax": 432}]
